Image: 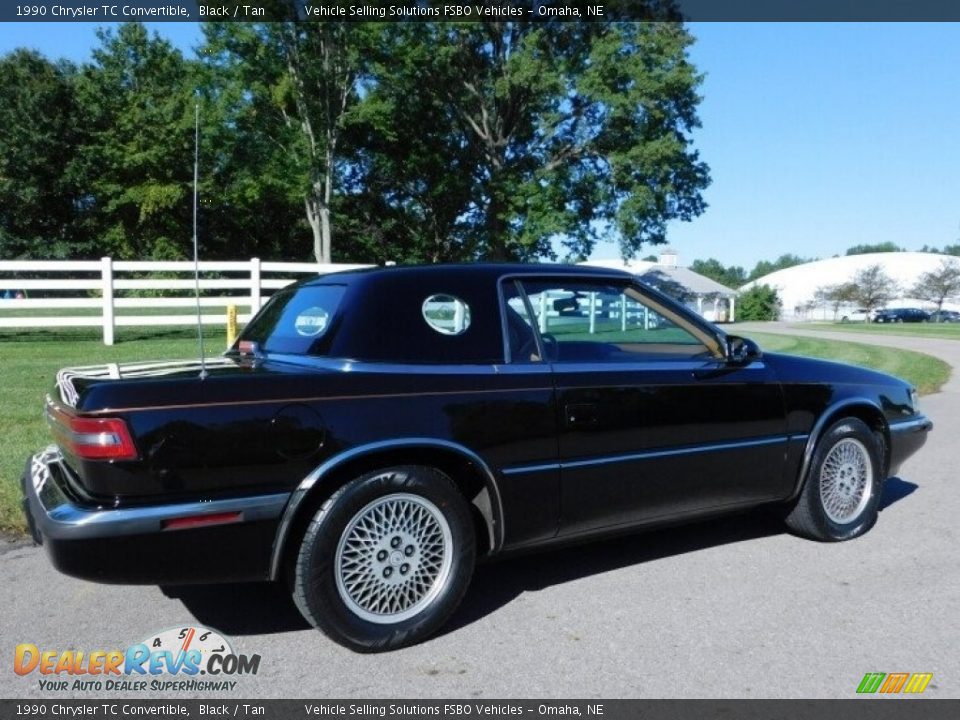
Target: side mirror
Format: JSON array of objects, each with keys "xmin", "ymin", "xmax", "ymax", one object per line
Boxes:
[{"xmin": 726, "ymin": 335, "xmax": 762, "ymax": 365}]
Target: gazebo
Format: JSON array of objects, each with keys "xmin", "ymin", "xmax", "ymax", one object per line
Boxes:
[{"xmin": 579, "ymin": 251, "xmax": 738, "ymax": 322}]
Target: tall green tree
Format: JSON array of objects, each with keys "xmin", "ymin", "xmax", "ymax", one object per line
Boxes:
[
  {"xmin": 192, "ymin": 31, "xmax": 305, "ymax": 260},
  {"xmin": 748, "ymin": 254, "xmax": 812, "ymax": 282},
  {"xmin": 74, "ymin": 23, "xmax": 197, "ymax": 260},
  {"xmin": 357, "ymin": 21, "xmax": 710, "ymax": 262},
  {"xmin": 202, "ymin": 16, "xmax": 376, "ymax": 263},
  {"xmin": 845, "ymin": 242, "xmax": 903, "ymax": 256},
  {"xmin": 340, "ymin": 24, "xmax": 478, "ymax": 264},
  {"xmin": 737, "ymin": 284, "xmax": 781, "ymax": 321},
  {"xmin": 689, "ymin": 258, "xmax": 746, "ymax": 289},
  {"xmin": 920, "ymin": 243, "xmax": 960, "ymax": 256},
  {"xmin": 849, "ymin": 264, "xmax": 898, "ymax": 319},
  {"xmin": 0, "ymin": 50, "xmax": 83, "ymax": 258}
]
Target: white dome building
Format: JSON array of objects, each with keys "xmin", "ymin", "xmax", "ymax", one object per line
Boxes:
[{"xmin": 743, "ymin": 252, "xmax": 960, "ymax": 321}]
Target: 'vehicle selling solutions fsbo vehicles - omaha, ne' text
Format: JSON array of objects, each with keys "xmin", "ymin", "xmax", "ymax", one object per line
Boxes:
[{"xmin": 22, "ymin": 264, "xmax": 932, "ymax": 651}]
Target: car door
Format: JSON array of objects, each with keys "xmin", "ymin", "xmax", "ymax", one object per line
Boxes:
[{"xmin": 516, "ymin": 277, "xmax": 790, "ymax": 538}]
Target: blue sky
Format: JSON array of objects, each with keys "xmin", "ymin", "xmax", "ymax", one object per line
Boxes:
[{"xmin": 0, "ymin": 21, "xmax": 957, "ymax": 269}]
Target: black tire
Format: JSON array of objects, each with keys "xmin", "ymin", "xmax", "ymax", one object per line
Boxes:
[
  {"xmin": 784, "ymin": 418, "xmax": 884, "ymax": 542},
  {"xmin": 292, "ymin": 465, "xmax": 475, "ymax": 652}
]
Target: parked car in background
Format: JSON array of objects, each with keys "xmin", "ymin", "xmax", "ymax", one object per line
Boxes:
[
  {"xmin": 928, "ymin": 309, "xmax": 960, "ymax": 323},
  {"xmin": 873, "ymin": 308, "xmax": 930, "ymax": 323},
  {"xmin": 22, "ymin": 264, "xmax": 932, "ymax": 651},
  {"xmin": 839, "ymin": 309, "xmax": 872, "ymax": 323}
]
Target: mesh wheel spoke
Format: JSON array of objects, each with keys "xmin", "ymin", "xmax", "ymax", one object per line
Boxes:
[
  {"xmin": 335, "ymin": 492, "xmax": 454, "ymax": 624},
  {"xmin": 818, "ymin": 438, "xmax": 874, "ymax": 524}
]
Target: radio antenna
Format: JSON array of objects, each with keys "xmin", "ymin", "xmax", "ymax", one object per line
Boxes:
[{"xmin": 192, "ymin": 102, "xmax": 208, "ymax": 379}]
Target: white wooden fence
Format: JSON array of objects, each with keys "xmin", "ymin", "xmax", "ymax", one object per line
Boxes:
[{"xmin": 0, "ymin": 258, "xmax": 371, "ymax": 345}]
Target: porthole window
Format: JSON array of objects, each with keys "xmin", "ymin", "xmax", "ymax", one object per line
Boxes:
[{"xmin": 422, "ymin": 294, "xmax": 472, "ymax": 336}]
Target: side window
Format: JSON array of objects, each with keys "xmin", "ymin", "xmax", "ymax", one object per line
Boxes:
[
  {"xmin": 240, "ymin": 284, "xmax": 345, "ymax": 355},
  {"xmin": 518, "ymin": 280, "xmax": 716, "ymax": 363}
]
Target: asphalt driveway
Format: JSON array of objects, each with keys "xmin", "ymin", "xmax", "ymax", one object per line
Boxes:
[{"xmin": 2, "ymin": 323, "xmax": 957, "ymax": 699}]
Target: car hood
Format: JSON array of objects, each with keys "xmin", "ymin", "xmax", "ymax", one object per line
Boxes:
[{"xmin": 763, "ymin": 351, "xmax": 913, "ymax": 390}]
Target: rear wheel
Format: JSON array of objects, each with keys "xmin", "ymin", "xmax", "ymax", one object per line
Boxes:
[
  {"xmin": 292, "ymin": 465, "xmax": 475, "ymax": 652},
  {"xmin": 785, "ymin": 418, "xmax": 884, "ymax": 541}
]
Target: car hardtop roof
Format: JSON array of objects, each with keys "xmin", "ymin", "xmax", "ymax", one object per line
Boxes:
[{"xmin": 300, "ymin": 262, "xmax": 634, "ymax": 288}]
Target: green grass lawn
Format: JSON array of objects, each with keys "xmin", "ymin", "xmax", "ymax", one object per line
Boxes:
[
  {"xmin": 0, "ymin": 327, "xmax": 950, "ymax": 536},
  {"xmin": 0, "ymin": 327, "xmax": 228, "ymax": 535},
  {"xmin": 749, "ymin": 332, "xmax": 950, "ymax": 396},
  {"xmin": 801, "ymin": 321, "xmax": 960, "ymax": 339}
]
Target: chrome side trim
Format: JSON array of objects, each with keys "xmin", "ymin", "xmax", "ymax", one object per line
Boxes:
[
  {"xmin": 268, "ymin": 438, "xmax": 505, "ymax": 580},
  {"xmin": 792, "ymin": 397, "xmax": 887, "ymax": 499},
  {"xmin": 502, "ymin": 462, "xmax": 562, "ymax": 476},
  {"xmin": 502, "ymin": 434, "xmax": 806, "ymax": 476},
  {"xmin": 25, "ymin": 446, "xmax": 288, "ymax": 541},
  {"xmin": 87, "ymin": 381, "xmax": 554, "ymax": 415}
]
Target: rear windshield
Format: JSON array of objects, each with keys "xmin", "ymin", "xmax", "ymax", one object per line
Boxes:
[{"xmin": 240, "ymin": 284, "xmax": 345, "ymax": 355}]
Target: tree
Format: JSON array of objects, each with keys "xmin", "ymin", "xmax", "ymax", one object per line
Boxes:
[
  {"xmin": 911, "ymin": 260, "xmax": 960, "ymax": 318},
  {"xmin": 748, "ymin": 254, "xmax": 812, "ymax": 282},
  {"xmin": 73, "ymin": 24, "xmax": 197, "ymax": 260},
  {"xmin": 814, "ymin": 282, "xmax": 857, "ymax": 322},
  {"xmin": 356, "ymin": 21, "xmax": 710, "ymax": 262},
  {"xmin": 0, "ymin": 50, "xmax": 83, "ymax": 258},
  {"xmin": 202, "ymin": 17, "xmax": 376, "ymax": 263},
  {"xmin": 638, "ymin": 268, "xmax": 695, "ymax": 304},
  {"xmin": 845, "ymin": 242, "xmax": 903, "ymax": 256},
  {"xmin": 849, "ymin": 264, "xmax": 898, "ymax": 319},
  {"xmin": 192, "ymin": 30, "xmax": 310, "ymax": 260},
  {"xmin": 690, "ymin": 258, "xmax": 746, "ymax": 289},
  {"xmin": 339, "ymin": 23, "xmax": 478, "ymax": 264},
  {"xmin": 737, "ymin": 284, "xmax": 781, "ymax": 321},
  {"xmin": 920, "ymin": 243, "xmax": 960, "ymax": 257}
]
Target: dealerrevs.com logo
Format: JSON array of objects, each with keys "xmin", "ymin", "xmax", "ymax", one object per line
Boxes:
[
  {"xmin": 856, "ymin": 672, "xmax": 934, "ymax": 695},
  {"xmin": 14, "ymin": 626, "xmax": 261, "ymax": 693}
]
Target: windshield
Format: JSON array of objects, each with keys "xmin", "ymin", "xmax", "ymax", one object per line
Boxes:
[{"xmin": 239, "ymin": 284, "xmax": 346, "ymax": 355}]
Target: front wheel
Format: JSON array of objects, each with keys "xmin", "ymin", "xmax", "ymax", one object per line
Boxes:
[
  {"xmin": 785, "ymin": 418, "xmax": 884, "ymax": 541},
  {"xmin": 292, "ymin": 465, "xmax": 476, "ymax": 652}
]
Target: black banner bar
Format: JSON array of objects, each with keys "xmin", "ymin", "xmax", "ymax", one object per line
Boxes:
[
  {"xmin": 4, "ymin": 1, "xmax": 960, "ymax": 23},
  {"xmin": 2, "ymin": 700, "xmax": 960, "ymax": 720}
]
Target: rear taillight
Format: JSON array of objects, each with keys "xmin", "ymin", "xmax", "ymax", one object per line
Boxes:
[{"xmin": 46, "ymin": 403, "xmax": 138, "ymax": 461}]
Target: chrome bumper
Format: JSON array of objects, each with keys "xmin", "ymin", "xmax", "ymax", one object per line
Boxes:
[{"xmin": 22, "ymin": 445, "xmax": 289, "ymax": 541}]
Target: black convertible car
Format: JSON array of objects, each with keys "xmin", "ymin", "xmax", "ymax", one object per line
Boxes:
[{"xmin": 22, "ymin": 264, "xmax": 931, "ymax": 651}]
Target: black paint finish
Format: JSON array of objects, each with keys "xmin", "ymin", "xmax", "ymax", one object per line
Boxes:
[{"xmin": 22, "ymin": 263, "xmax": 932, "ymax": 585}]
